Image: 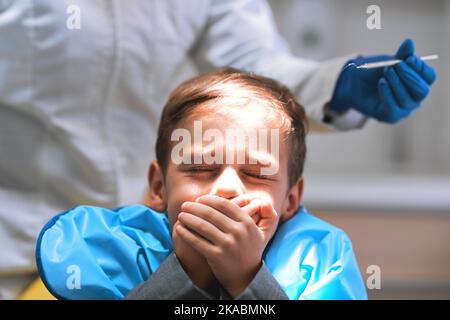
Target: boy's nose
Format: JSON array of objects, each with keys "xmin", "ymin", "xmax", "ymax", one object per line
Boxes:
[{"xmin": 209, "ymin": 167, "xmax": 244, "ymax": 199}]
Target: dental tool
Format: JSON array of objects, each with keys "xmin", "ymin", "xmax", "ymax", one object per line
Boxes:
[{"xmin": 356, "ymin": 54, "xmax": 438, "ymax": 69}]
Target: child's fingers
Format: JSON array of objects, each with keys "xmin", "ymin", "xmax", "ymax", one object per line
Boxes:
[
  {"xmin": 241, "ymin": 198, "xmax": 262, "ymax": 217},
  {"xmin": 259, "ymin": 199, "xmax": 278, "ymax": 219},
  {"xmin": 181, "ymin": 201, "xmax": 234, "ymax": 233},
  {"xmin": 230, "ymin": 194, "xmax": 253, "ymax": 208},
  {"xmin": 196, "ymin": 195, "xmax": 249, "ymax": 222},
  {"xmin": 178, "ymin": 212, "xmax": 225, "ymax": 245},
  {"xmin": 252, "ymin": 213, "xmax": 261, "ymax": 224},
  {"xmin": 175, "ymin": 224, "xmax": 216, "ymax": 258},
  {"xmin": 232, "ymin": 195, "xmax": 262, "ymax": 224},
  {"xmin": 256, "ymin": 201, "xmax": 279, "ymax": 245}
]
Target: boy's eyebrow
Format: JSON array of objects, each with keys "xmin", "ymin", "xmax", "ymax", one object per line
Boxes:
[{"xmin": 182, "ymin": 146, "xmax": 278, "ymax": 167}]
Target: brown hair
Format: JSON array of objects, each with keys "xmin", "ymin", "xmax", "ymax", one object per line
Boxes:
[{"xmin": 155, "ymin": 68, "xmax": 308, "ymax": 188}]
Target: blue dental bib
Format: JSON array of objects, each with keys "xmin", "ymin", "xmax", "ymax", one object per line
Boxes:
[{"xmin": 36, "ymin": 205, "xmax": 367, "ymax": 300}]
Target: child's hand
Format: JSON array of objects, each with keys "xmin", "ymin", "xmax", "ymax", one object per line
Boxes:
[
  {"xmin": 176, "ymin": 194, "xmax": 279, "ymax": 298},
  {"xmin": 172, "ymin": 220, "xmax": 215, "ymax": 290},
  {"xmin": 230, "ymin": 194, "xmax": 279, "ymax": 243}
]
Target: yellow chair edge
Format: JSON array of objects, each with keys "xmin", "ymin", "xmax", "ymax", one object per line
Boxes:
[{"xmin": 18, "ymin": 277, "xmax": 56, "ymax": 300}]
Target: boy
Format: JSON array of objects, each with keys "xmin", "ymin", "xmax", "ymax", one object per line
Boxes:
[{"xmin": 36, "ymin": 68, "xmax": 367, "ymax": 300}]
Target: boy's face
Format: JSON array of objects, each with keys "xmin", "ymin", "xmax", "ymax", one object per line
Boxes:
[{"xmin": 148, "ymin": 102, "xmax": 303, "ymax": 229}]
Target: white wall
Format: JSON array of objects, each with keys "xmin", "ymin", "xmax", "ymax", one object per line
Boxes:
[{"xmin": 269, "ymin": 0, "xmax": 450, "ymax": 210}]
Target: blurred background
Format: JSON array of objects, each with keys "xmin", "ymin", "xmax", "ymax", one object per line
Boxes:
[{"xmin": 268, "ymin": 0, "xmax": 450, "ymax": 299}]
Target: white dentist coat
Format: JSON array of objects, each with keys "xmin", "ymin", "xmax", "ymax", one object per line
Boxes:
[{"xmin": 0, "ymin": 0, "xmax": 362, "ymax": 287}]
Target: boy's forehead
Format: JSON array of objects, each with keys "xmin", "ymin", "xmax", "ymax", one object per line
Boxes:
[
  {"xmin": 168, "ymin": 100, "xmax": 290, "ymax": 173},
  {"xmin": 184, "ymin": 99, "xmax": 289, "ymax": 132}
]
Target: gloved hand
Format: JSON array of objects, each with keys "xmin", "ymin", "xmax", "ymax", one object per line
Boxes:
[{"xmin": 329, "ymin": 39, "xmax": 437, "ymax": 124}]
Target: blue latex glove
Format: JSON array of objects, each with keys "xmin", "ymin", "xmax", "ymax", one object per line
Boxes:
[{"xmin": 330, "ymin": 39, "xmax": 437, "ymax": 124}]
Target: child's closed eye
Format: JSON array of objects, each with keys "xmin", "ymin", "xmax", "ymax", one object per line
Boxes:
[
  {"xmin": 242, "ymin": 170, "xmax": 276, "ymax": 181},
  {"xmin": 180, "ymin": 165, "xmax": 219, "ymax": 175},
  {"xmin": 187, "ymin": 167, "xmax": 216, "ymax": 172},
  {"xmin": 244, "ymin": 171, "xmax": 269, "ymax": 179}
]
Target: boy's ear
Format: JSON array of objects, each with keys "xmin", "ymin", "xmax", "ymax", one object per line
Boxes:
[
  {"xmin": 147, "ymin": 160, "xmax": 167, "ymax": 212},
  {"xmin": 281, "ymin": 177, "xmax": 304, "ymax": 222}
]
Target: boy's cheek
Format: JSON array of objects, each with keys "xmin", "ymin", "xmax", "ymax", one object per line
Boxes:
[
  {"xmin": 166, "ymin": 200, "xmax": 186, "ymax": 228},
  {"xmin": 166, "ymin": 195, "xmax": 205, "ymax": 227}
]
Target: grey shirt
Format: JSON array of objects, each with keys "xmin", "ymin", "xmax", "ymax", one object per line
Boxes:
[{"xmin": 126, "ymin": 252, "xmax": 288, "ymax": 300}]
